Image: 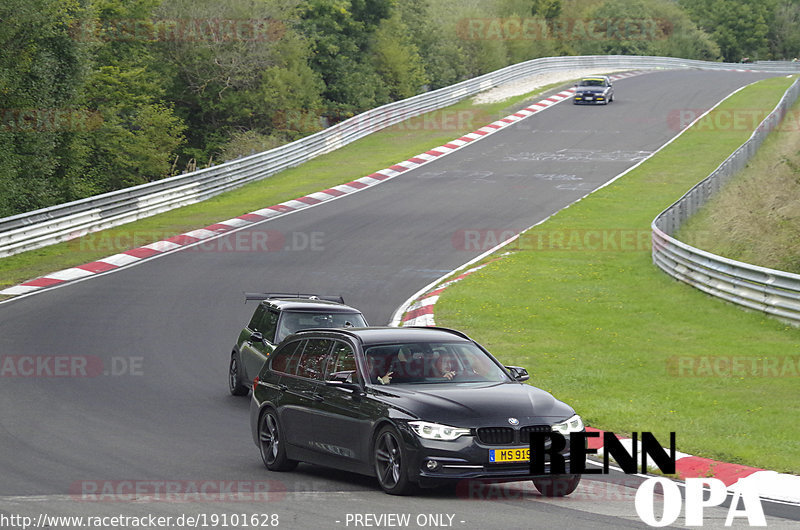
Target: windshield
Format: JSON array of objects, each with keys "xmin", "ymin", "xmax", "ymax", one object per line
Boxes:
[
  {"xmin": 276, "ymin": 311, "xmax": 367, "ymax": 342},
  {"xmin": 364, "ymin": 342, "xmax": 510, "ymax": 385},
  {"xmin": 578, "ymin": 79, "xmax": 605, "ymax": 87}
]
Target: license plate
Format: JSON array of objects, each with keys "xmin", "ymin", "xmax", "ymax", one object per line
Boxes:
[
  {"xmin": 489, "ymin": 448, "xmax": 530, "ymax": 463},
  {"xmin": 585, "ymin": 96, "xmax": 593, "ymax": 100}
]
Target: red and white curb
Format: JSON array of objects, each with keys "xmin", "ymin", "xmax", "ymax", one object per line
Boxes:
[
  {"xmin": 0, "ymin": 71, "xmax": 644, "ymax": 298},
  {"xmin": 399, "ymin": 262, "xmax": 494, "ymax": 327},
  {"xmin": 395, "ymin": 266, "xmax": 800, "ymax": 505}
]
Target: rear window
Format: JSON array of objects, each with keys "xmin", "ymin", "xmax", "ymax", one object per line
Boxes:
[
  {"xmin": 276, "ymin": 311, "xmax": 367, "ymax": 342},
  {"xmin": 258, "ymin": 309, "xmax": 279, "ymax": 343},
  {"xmin": 248, "ymin": 305, "xmax": 266, "ymax": 330}
]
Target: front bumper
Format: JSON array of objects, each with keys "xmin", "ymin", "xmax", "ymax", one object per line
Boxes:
[
  {"xmin": 573, "ymin": 93, "xmax": 607, "ymax": 104},
  {"xmin": 398, "ymin": 425, "xmax": 581, "ymax": 486}
]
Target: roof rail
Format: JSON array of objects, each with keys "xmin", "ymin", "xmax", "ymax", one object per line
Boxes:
[
  {"xmin": 290, "ymin": 327, "xmax": 364, "ymax": 343},
  {"xmin": 244, "ymin": 292, "xmax": 345, "ymax": 304},
  {"xmin": 402, "ymin": 326, "xmax": 472, "ymax": 340},
  {"xmin": 288, "ymin": 326, "xmax": 472, "ymax": 347}
]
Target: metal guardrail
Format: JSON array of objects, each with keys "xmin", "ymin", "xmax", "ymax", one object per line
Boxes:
[
  {"xmin": 2, "ymin": 55, "xmax": 799, "ymax": 258},
  {"xmin": 652, "ymin": 77, "xmax": 800, "ymax": 325}
]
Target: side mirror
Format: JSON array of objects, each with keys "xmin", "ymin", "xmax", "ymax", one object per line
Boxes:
[
  {"xmin": 249, "ymin": 331, "xmax": 264, "ymax": 343},
  {"xmin": 327, "ymin": 370, "xmax": 354, "ymax": 383},
  {"xmin": 505, "ymin": 365, "xmax": 529, "ymax": 382}
]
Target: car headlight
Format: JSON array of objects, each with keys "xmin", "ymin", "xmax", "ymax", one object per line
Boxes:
[
  {"xmin": 408, "ymin": 421, "xmax": 471, "ymax": 441},
  {"xmin": 552, "ymin": 414, "xmax": 584, "ymax": 434}
]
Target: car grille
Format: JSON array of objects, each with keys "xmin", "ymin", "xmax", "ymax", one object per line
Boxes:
[
  {"xmin": 476, "ymin": 427, "xmax": 514, "ymax": 445},
  {"xmin": 520, "ymin": 425, "xmax": 552, "ymax": 443},
  {"xmin": 476, "ymin": 425, "xmax": 552, "ymax": 445}
]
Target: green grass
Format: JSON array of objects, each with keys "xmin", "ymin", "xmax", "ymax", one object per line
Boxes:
[
  {"xmin": 677, "ymin": 92, "xmax": 800, "ymax": 273},
  {"xmin": 0, "ymin": 82, "xmax": 566, "ymax": 293},
  {"xmin": 434, "ymin": 75, "xmax": 800, "ymax": 473}
]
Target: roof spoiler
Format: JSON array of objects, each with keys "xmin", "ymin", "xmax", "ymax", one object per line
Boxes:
[{"xmin": 244, "ymin": 292, "xmax": 345, "ymax": 304}]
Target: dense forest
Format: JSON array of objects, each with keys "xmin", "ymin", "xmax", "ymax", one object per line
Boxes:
[{"xmin": 1, "ymin": 0, "xmax": 799, "ymax": 217}]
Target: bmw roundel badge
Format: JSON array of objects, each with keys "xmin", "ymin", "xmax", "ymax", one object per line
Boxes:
[{"xmin": 508, "ymin": 417, "xmax": 519, "ymax": 426}]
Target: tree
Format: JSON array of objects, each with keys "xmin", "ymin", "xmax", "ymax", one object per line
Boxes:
[
  {"xmin": 155, "ymin": 0, "xmax": 321, "ymax": 158},
  {"xmin": 769, "ymin": 0, "xmax": 800, "ymax": 59},
  {"xmin": 648, "ymin": 0, "xmax": 721, "ymax": 60},
  {"xmin": 371, "ymin": 14, "xmax": 428, "ymax": 100},
  {"xmin": 0, "ymin": 0, "xmax": 92, "ymax": 216},
  {"xmin": 680, "ymin": 0, "xmax": 773, "ymax": 61},
  {"xmin": 78, "ymin": 0, "xmax": 187, "ymax": 191},
  {"xmin": 395, "ymin": 0, "xmax": 472, "ymax": 89},
  {"xmin": 298, "ymin": 0, "xmax": 392, "ymax": 111},
  {"xmin": 81, "ymin": 65, "xmax": 185, "ymax": 190},
  {"xmin": 531, "ymin": 0, "xmax": 562, "ymax": 19}
]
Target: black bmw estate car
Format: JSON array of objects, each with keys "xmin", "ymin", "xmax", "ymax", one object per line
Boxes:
[{"xmin": 249, "ymin": 326, "xmax": 583, "ymax": 496}]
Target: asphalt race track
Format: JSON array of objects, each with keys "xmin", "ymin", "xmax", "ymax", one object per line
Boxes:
[{"xmin": 1, "ymin": 70, "xmax": 798, "ymax": 529}]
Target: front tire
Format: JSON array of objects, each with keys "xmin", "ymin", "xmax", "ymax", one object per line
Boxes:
[
  {"xmin": 228, "ymin": 353, "xmax": 248, "ymax": 396},
  {"xmin": 258, "ymin": 410, "xmax": 298, "ymax": 471},
  {"xmin": 373, "ymin": 426, "xmax": 414, "ymax": 495},
  {"xmin": 533, "ymin": 474, "xmax": 581, "ymax": 497}
]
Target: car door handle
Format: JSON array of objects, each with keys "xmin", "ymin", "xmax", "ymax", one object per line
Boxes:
[
  {"xmin": 294, "ymin": 389, "xmax": 319, "ymax": 400},
  {"xmin": 312, "ymin": 393, "xmax": 324, "ymax": 402}
]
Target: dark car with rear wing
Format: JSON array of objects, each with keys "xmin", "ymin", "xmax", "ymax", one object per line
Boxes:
[{"xmin": 228, "ymin": 293, "xmax": 367, "ymax": 396}]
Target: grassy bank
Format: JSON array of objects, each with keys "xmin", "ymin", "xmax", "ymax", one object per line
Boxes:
[
  {"xmin": 435, "ymin": 75, "xmax": 800, "ymax": 473},
  {"xmin": 677, "ymin": 92, "xmax": 800, "ymax": 273},
  {"xmin": 0, "ymin": 82, "xmax": 565, "ymax": 292}
]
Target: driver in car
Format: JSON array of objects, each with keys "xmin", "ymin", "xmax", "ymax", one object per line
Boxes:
[{"xmin": 367, "ymin": 354, "xmax": 394, "ymax": 385}]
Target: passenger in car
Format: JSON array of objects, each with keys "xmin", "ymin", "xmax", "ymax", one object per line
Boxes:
[{"xmin": 434, "ymin": 353, "xmax": 459, "ymax": 380}]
